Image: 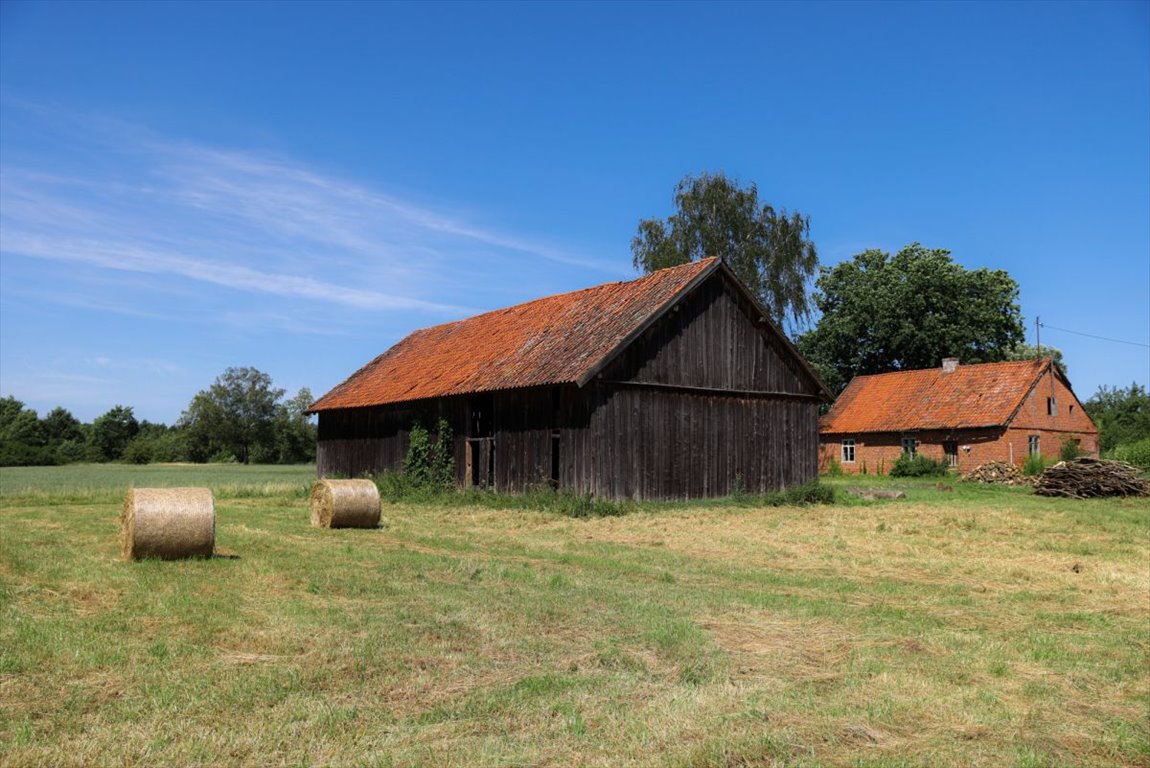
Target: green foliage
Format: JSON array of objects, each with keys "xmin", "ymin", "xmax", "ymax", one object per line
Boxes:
[
  {"xmin": 1022, "ymin": 452, "xmax": 1048, "ymax": 477},
  {"xmin": 890, "ymin": 453, "xmax": 950, "ymax": 478},
  {"xmin": 1085, "ymin": 383, "xmax": 1150, "ymax": 454},
  {"xmin": 41, "ymin": 407, "xmax": 84, "ymax": 444},
  {"xmin": 823, "ymin": 457, "xmax": 843, "ymax": 477},
  {"xmin": 402, "ymin": 418, "xmax": 456, "ymax": 489},
  {"xmin": 374, "ymin": 470, "xmax": 635, "ymax": 516},
  {"xmin": 1109, "ymin": 438, "xmax": 1150, "ymax": 470},
  {"xmin": 1006, "ymin": 343, "xmax": 1067, "ymax": 376},
  {"xmin": 431, "ymin": 418, "xmax": 454, "ymax": 487},
  {"xmin": 272, "ymin": 388, "xmax": 318, "ymax": 464},
  {"xmin": 89, "ymin": 405, "xmax": 140, "ymax": 462},
  {"xmin": 180, "ymin": 367, "xmax": 285, "ymax": 464},
  {"xmin": 121, "ymin": 438, "xmax": 153, "ymax": 465},
  {"xmin": 0, "ymin": 397, "xmax": 54, "ymax": 466},
  {"xmin": 797, "ymin": 244, "xmax": 1025, "ymax": 394},
  {"xmin": 631, "ymin": 171, "xmax": 818, "ymax": 330},
  {"xmin": 772, "ymin": 479, "xmax": 838, "ymax": 506},
  {"xmin": 1060, "ymin": 437, "xmax": 1082, "ymax": 462},
  {"xmin": 209, "ymin": 449, "xmax": 239, "ymax": 464}
]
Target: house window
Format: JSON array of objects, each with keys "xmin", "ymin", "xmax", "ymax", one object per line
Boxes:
[
  {"xmin": 1047, "ymin": 397, "xmax": 1056, "ymax": 416},
  {"xmin": 841, "ymin": 439, "xmax": 855, "ymax": 463},
  {"xmin": 1069, "ymin": 404, "xmax": 1075, "ymax": 416},
  {"xmin": 944, "ymin": 441, "xmax": 958, "ymax": 467},
  {"xmin": 901, "ymin": 437, "xmax": 917, "ymax": 456},
  {"xmin": 1029, "ymin": 435, "xmax": 1040, "ymax": 456}
]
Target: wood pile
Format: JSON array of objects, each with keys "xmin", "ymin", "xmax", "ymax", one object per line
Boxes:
[
  {"xmin": 961, "ymin": 461, "xmax": 1031, "ymax": 486},
  {"xmin": 1034, "ymin": 457, "xmax": 1150, "ymax": 499}
]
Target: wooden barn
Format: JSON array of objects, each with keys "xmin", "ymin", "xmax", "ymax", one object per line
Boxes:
[
  {"xmin": 818, "ymin": 358, "xmax": 1099, "ymax": 475},
  {"xmin": 308, "ymin": 258, "xmax": 832, "ymax": 499}
]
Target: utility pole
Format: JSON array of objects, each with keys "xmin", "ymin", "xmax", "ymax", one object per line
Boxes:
[{"xmin": 1036, "ymin": 315, "xmax": 1041, "ymax": 356}]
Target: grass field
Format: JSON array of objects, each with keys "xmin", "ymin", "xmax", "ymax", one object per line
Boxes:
[{"xmin": 1, "ymin": 466, "xmax": 1147, "ymax": 767}]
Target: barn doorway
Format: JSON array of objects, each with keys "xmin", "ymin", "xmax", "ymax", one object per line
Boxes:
[{"xmin": 467, "ymin": 395, "xmax": 494, "ymax": 489}]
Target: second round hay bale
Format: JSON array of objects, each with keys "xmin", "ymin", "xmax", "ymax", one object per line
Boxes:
[
  {"xmin": 310, "ymin": 479, "xmax": 381, "ymax": 529},
  {"xmin": 121, "ymin": 487, "xmax": 215, "ymax": 561}
]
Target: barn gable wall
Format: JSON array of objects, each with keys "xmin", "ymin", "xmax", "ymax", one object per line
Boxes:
[{"xmin": 601, "ymin": 272, "xmax": 810, "ymax": 394}]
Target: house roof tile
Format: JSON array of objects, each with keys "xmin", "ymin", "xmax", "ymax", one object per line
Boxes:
[{"xmin": 819, "ymin": 359, "xmax": 1055, "ymax": 433}]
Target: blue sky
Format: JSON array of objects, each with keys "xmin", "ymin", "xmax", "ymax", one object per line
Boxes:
[{"xmin": 1, "ymin": 0, "xmax": 1147, "ymax": 423}]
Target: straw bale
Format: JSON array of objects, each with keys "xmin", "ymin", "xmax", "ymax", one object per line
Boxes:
[
  {"xmin": 310, "ymin": 479, "xmax": 381, "ymax": 529},
  {"xmin": 121, "ymin": 487, "xmax": 215, "ymax": 561}
]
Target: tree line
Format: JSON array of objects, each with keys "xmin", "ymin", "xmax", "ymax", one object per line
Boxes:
[{"xmin": 0, "ymin": 367, "xmax": 316, "ymax": 467}]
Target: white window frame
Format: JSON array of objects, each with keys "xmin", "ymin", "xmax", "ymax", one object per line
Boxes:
[
  {"xmin": 1028, "ymin": 435, "xmax": 1040, "ymax": 456},
  {"xmin": 841, "ymin": 439, "xmax": 856, "ymax": 463},
  {"xmin": 900, "ymin": 437, "xmax": 917, "ymax": 456}
]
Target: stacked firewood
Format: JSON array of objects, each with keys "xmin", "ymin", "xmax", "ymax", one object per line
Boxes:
[
  {"xmin": 1034, "ymin": 457, "xmax": 1150, "ymax": 499},
  {"xmin": 961, "ymin": 461, "xmax": 1032, "ymax": 486}
]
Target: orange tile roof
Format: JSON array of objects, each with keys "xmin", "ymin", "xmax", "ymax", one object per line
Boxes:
[
  {"xmin": 310, "ymin": 258, "xmax": 719, "ymax": 411},
  {"xmin": 819, "ymin": 359, "xmax": 1053, "ymax": 433}
]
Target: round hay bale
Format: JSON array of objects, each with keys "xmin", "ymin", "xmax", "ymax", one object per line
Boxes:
[
  {"xmin": 121, "ymin": 487, "xmax": 215, "ymax": 561},
  {"xmin": 310, "ymin": 479, "xmax": 381, "ymax": 529}
]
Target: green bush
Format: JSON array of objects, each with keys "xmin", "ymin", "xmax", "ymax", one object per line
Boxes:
[
  {"xmin": 723, "ymin": 479, "xmax": 837, "ymax": 507},
  {"xmin": 122, "ymin": 438, "xmax": 154, "ymax": 465},
  {"xmin": 403, "ymin": 419, "xmax": 456, "ymax": 490},
  {"xmin": 777, "ymin": 480, "xmax": 837, "ymax": 506},
  {"xmin": 431, "ymin": 418, "xmax": 454, "ymax": 487},
  {"xmin": 1060, "ymin": 437, "xmax": 1082, "ymax": 461},
  {"xmin": 1109, "ymin": 438, "xmax": 1150, "ymax": 470},
  {"xmin": 823, "ymin": 457, "xmax": 843, "ymax": 477},
  {"xmin": 889, "ymin": 452, "xmax": 949, "ymax": 478},
  {"xmin": 1022, "ymin": 452, "xmax": 1048, "ymax": 477}
]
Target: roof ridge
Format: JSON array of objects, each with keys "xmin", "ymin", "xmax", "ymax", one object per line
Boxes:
[
  {"xmin": 850, "ymin": 358, "xmax": 1045, "ymax": 380},
  {"xmin": 402, "ymin": 258, "xmax": 717, "ymax": 338}
]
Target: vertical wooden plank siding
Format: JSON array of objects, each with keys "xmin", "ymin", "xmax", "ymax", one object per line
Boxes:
[{"xmin": 315, "ymin": 270, "xmax": 825, "ymax": 498}]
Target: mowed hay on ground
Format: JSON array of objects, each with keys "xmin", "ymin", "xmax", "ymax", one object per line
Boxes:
[
  {"xmin": 309, "ymin": 478, "xmax": 381, "ymax": 528},
  {"xmin": 2, "ymin": 467, "xmax": 1147, "ymax": 767},
  {"xmin": 120, "ymin": 487, "xmax": 215, "ymax": 560}
]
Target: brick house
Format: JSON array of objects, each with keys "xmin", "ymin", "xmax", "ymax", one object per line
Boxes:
[{"xmin": 818, "ymin": 358, "xmax": 1098, "ymax": 475}]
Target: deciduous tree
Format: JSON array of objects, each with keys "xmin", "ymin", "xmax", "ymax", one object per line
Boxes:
[
  {"xmin": 632, "ymin": 172, "xmax": 818, "ymax": 330},
  {"xmin": 1006, "ymin": 342, "xmax": 1066, "ymax": 376},
  {"xmin": 1085, "ymin": 384, "xmax": 1150, "ymax": 454},
  {"xmin": 797, "ymin": 244, "xmax": 1025, "ymax": 394},
  {"xmin": 89, "ymin": 405, "xmax": 139, "ymax": 462},
  {"xmin": 180, "ymin": 367, "xmax": 284, "ymax": 464}
]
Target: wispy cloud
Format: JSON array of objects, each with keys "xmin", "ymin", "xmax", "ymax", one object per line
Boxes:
[
  {"xmin": 0, "ymin": 102, "xmax": 616, "ymax": 330},
  {"xmin": 2, "ymin": 229, "xmax": 463, "ymax": 313}
]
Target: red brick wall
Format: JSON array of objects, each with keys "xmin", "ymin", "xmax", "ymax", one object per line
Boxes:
[{"xmin": 819, "ymin": 367, "xmax": 1098, "ymax": 475}]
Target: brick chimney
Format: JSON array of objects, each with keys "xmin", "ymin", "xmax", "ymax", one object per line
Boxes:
[{"xmin": 941, "ymin": 358, "xmax": 959, "ymax": 373}]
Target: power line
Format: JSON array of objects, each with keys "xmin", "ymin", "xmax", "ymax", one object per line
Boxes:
[{"xmin": 1039, "ymin": 322, "xmax": 1150, "ymax": 349}]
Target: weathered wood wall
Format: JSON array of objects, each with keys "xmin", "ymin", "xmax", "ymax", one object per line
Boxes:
[
  {"xmin": 316, "ymin": 399, "xmax": 468, "ymax": 481},
  {"xmin": 316, "ymin": 269, "xmax": 824, "ymax": 498},
  {"xmin": 604, "ymin": 275, "xmax": 812, "ymax": 394}
]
